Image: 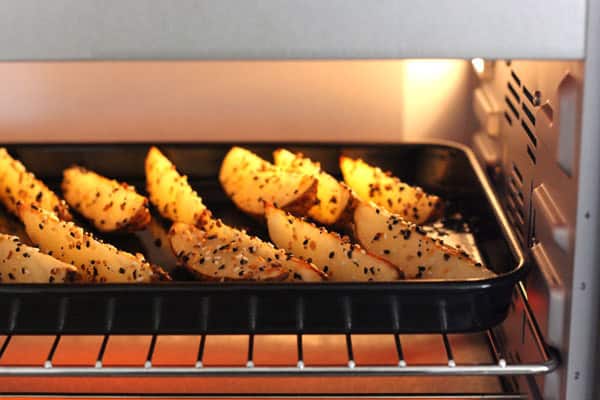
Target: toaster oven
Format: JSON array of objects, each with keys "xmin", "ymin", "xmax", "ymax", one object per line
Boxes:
[{"xmin": 0, "ymin": 1, "xmax": 598, "ymax": 400}]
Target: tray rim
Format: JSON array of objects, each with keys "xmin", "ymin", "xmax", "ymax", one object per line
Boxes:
[{"xmin": 0, "ymin": 140, "xmax": 526, "ymax": 293}]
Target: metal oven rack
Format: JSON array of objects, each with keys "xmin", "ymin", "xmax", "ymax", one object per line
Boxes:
[{"xmin": 0, "ymin": 283, "xmax": 558, "ymax": 398}]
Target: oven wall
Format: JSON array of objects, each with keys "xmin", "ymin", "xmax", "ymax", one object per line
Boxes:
[{"xmin": 0, "ymin": 60, "xmax": 474, "ymax": 144}]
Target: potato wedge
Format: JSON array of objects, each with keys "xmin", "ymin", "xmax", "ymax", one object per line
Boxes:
[
  {"xmin": 219, "ymin": 147, "xmax": 318, "ymax": 217},
  {"xmin": 265, "ymin": 204, "xmax": 400, "ymax": 281},
  {"xmin": 340, "ymin": 156, "xmax": 442, "ymax": 224},
  {"xmin": 201, "ymin": 218, "xmax": 325, "ymax": 282},
  {"xmin": 353, "ymin": 202, "xmax": 494, "ymax": 280},
  {"xmin": 20, "ymin": 204, "xmax": 167, "ymax": 283},
  {"xmin": 169, "ymin": 222, "xmax": 288, "ymax": 281},
  {"xmin": 0, "ymin": 234, "xmax": 79, "ymax": 283},
  {"xmin": 273, "ymin": 149, "xmax": 352, "ymax": 225},
  {"xmin": 62, "ymin": 166, "xmax": 151, "ymax": 232},
  {"xmin": 146, "ymin": 146, "xmax": 210, "ymax": 226},
  {"xmin": 0, "ymin": 148, "xmax": 71, "ymax": 220}
]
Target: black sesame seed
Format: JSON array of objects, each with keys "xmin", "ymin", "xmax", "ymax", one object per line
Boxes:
[
  {"xmin": 323, "ymin": 266, "xmax": 329, "ymax": 273},
  {"xmin": 383, "ymin": 249, "xmax": 390, "ymax": 255},
  {"xmin": 119, "ymin": 267, "xmax": 126, "ymax": 274},
  {"xmin": 154, "ymin": 238, "xmax": 162, "ymax": 247},
  {"xmin": 328, "ymin": 251, "xmax": 335, "ymax": 259}
]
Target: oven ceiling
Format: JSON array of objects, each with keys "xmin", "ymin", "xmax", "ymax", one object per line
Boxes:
[{"xmin": 0, "ymin": 0, "xmax": 586, "ymax": 61}]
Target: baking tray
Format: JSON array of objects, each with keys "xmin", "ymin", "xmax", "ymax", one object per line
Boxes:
[{"xmin": 0, "ymin": 142, "xmax": 526, "ymax": 334}]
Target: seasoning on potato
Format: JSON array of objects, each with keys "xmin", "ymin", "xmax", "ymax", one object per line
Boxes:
[
  {"xmin": 353, "ymin": 202, "xmax": 494, "ymax": 280},
  {"xmin": 20, "ymin": 204, "xmax": 169, "ymax": 283},
  {"xmin": 219, "ymin": 147, "xmax": 318, "ymax": 218},
  {"xmin": 62, "ymin": 166, "xmax": 151, "ymax": 232},
  {"xmin": 265, "ymin": 204, "xmax": 400, "ymax": 282},
  {"xmin": 340, "ymin": 156, "xmax": 442, "ymax": 225},
  {"xmin": 273, "ymin": 148, "xmax": 353, "ymax": 226},
  {"xmin": 0, "ymin": 233, "xmax": 79, "ymax": 283},
  {"xmin": 0, "ymin": 148, "xmax": 71, "ymax": 220},
  {"xmin": 146, "ymin": 146, "xmax": 211, "ymax": 226},
  {"xmin": 169, "ymin": 222, "xmax": 289, "ymax": 281}
]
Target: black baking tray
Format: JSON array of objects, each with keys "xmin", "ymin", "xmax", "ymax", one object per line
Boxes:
[{"xmin": 0, "ymin": 142, "xmax": 526, "ymax": 334}]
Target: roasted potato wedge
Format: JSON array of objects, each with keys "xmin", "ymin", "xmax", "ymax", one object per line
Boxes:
[
  {"xmin": 219, "ymin": 147, "xmax": 318, "ymax": 218},
  {"xmin": 265, "ymin": 204, "xmax": 400, "ymax": 281},
  {"xmin": 353, "ymin": 202, "xmax": 494, "ymax": 280},
  {"xmin": 273, "ymin": 149, "xmax": 352, "ymax": 226},
  {"xmin": 0, "ymin": 234, "xmax": 79, "ymax": 283},
  {"xmin": 20, "ymin": 204, "xmax": 167, "ymax": 283},
  {"xmin": 146, "ymin": 146, "xmax": 210, "ymax": 226},
  {"xmin": 0, "ymin": 148, "xmax": 71, "ymax": 220},
  {"xmin": 169, "ymin": 222, "xmax": 288, "ymax": 281},
  {"xmin": 340, "ymin": 157, "xmax": 442, "ymax": 224},
  {"xmin": 62, "ymin": 166, "xmax": 151, "ymax": 232},
  {"xmin": 201, "ymin": 218, "xmax": 325, "ymax": 282}
]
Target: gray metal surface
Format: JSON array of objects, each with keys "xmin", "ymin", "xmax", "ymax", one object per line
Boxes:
[
  {"xmin": 0, "ymin": 0, "xmax": 586, "ymax": 61},
  {"xmin": 567, "ymin": 0, "xmax": 600, "ymax": 399}
]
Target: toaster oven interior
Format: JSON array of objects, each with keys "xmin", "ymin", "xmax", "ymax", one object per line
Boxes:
[{"xmin": 0, "ymin": 58, "xmax": 591, "ymax": 400}]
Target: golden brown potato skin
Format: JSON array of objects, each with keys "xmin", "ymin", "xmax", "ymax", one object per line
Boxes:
[
  {"xmin": 353, "ymin": 202, "xmax": 495, "ymax": 280},
  {"xmin": 273, "ymin": 149, "xmax": 352, "ymax": 226},
  {"xmin": 20, "ymin": 204, "xmax": 168, "ymax": 283},
  {"xmin": 340, "ymin": 156, "xmax": 442, "ymax": 225},
  {"xmin": 0, "ymin": 233, "xmax": 79, "ymax": 283},
  {"xmin": 0, "ymin": 148, "xmax": 71, "ymax": 221},
  {"xmin": 200, "ymin": 218, "xmax": 326, "ymax": 282},
  {"xmin": 145, "ymin": 146, "xmax": 210, "ymax": 226},
  {"xmin": 62, "ymin": 166, "xmax": 151, "ymax": 232},
  {"xmin": 265, "ymin": 204, "xmax": 400, "ymax": 282},
  {"xmin": 169, "ymin": 222, "xmax": 289, "ymax": 282},
  {"xmin": 219, "ymin": 147, "xmax": 318, "ymax": 219}
]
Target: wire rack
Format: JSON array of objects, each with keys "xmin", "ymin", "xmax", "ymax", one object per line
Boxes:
[{"xmin": 0, "ymin": 284, "xmax": 558, "ymax": 379}]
